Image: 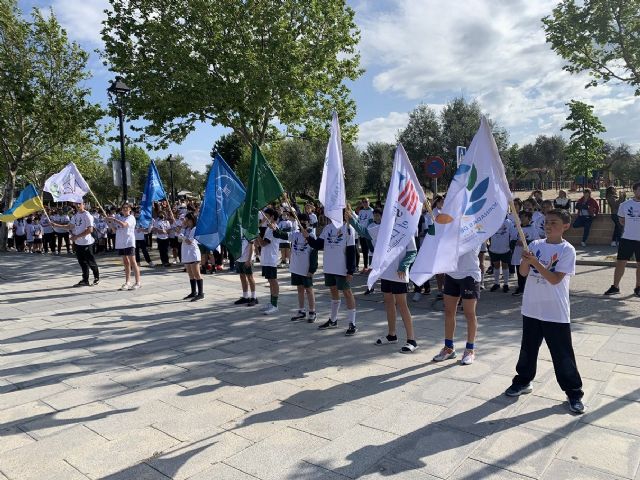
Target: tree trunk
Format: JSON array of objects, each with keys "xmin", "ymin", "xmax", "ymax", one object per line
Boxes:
[{"xmin": 0, "ymin": 167, "xmax": 17, "ymax": 251}]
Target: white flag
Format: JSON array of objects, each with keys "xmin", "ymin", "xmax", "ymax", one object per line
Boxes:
[
  {"xmin": 44, "ymin": 162, "xmax": 90, "ymax": 203},
  {"xmin": 319, "ymin": 111, "xmax": 346, "ymax": 228},
  {"xmin": 367, "ymin": 144, "xmax": 425, "ymax": 289},
  {"xmin": 410, "ymin": 116, "xmax": 511, "ymax": 285}
]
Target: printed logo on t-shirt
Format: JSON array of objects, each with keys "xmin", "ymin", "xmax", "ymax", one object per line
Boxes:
[
  {"xmin": 628, "ymin": 206, "xmax": 639, "ymax": 217},
  {"xmin": 326, "ymin": 229, "xmax": 344, "ymax": 245},
  {"xmin": 292, "ymin": 236, "xmax": 309, "ymax": 252},
  {"xmin": 531, "ymin": 250, "xmax": 559, "ymax": 274}
]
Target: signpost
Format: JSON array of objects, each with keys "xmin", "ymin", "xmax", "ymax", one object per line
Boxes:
[
  {"xmin": 456, "ymin": 146, "xmax": 467, "ymax": 167},
  {"xmin": 423, "ymin": 156, "xmax": 446, "ymax": 194}
]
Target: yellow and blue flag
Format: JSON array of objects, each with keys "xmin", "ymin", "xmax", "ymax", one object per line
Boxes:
[{"xmin": 0, "ymin": 184, "xmax": 44, "ymax": 222}]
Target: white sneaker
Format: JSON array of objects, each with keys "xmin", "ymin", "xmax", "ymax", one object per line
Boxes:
[
  {"xmin": 129, "ymin": 283, "xmax": 141, "ymax": 290},
  {"xmin": 119, "ymin": 283, "xmax": 131, "ymax": 291},
  {"xmin": 580, "ymin": 242, "xmax": 586, "ymax": 247},
  {"xmin": 461, "ymin": 349, "xmax": 475, "ymax": 365},
  {"xmin": 148, "ymin": 261, "xmax": 155, "ymax": 267},
  {"xmin": 263, "ymin": 305, "xmax": 279, "ymax": 315},
  {"xmin": 412, "ymin": 292, "xmax": 422, "ymax": 302}
]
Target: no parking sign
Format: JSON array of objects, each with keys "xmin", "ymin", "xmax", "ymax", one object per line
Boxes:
[{"xmin": 423, "ymin": 156, "xmax": 446, "ymax": 179}]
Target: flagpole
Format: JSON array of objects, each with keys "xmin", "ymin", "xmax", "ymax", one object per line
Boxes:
[
  {"xmin": 509, "ymin": 198, "xmax": 529, "ymax": 253},
  {"xmin": 282, "ymin": 192, "xmax": 303, "ymax": 230},
  {"xmin": 87, "ymin": 187, "xmax": 109, "ymax": 217}
]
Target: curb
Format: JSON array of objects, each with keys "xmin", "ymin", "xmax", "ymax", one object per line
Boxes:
[{"xmin": 576, "ymin": 260, "xmax": 637, "ymax": 268}]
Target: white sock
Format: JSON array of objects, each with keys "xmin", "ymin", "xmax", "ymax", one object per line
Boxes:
[
  {"xmin": 493, "ymin": 269, "xmax": 500, "ymax": 284},
  {"xmin": 502, "ymin": 269, "xmax": 509, "ymax": 285},
  {"xmin": 347, "ymin": 309, "xmax": 356, "ymax": 326},
  {"xmin": 330, "ymin": 299, "xmax": 341, "ymax": 321},
  {"xmin": 251, "ymin": 291, "xmax": 256, "ymax": 299},
  {"xmin": 243, "ymin": 290, "xmax": 249, "ymax": 299}
]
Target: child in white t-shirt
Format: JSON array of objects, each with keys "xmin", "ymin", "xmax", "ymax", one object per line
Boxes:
[
  {"xmin": 510, "ymin": 210, "xmax": 540, "ymax": 297},
  {"xmin": 233, "ymin": 230, "xmax": 258, "ymax": 307},
  {"xmin": 256, "ymin": 208, "xmax": 281, "ymax": 315},
  {"xmin": 106, "ymin": 204, "xmax": 141, "ymax": 290},
  {"xmin": 179, "ymin": 212, "xmax": 204, "ymax": 301},
  {"xmin": 505, "ymin": 209, "xmax": 584, "ymax": 414},
  {"xmin": 277, "ymin": 210, "xmax": 294, "ymax": 266},
  {"xmin": 32, "ymin": 217, "xmax": 43, "ymax": 253},
  {"xmin": 25, "ymin": 217, "xmax": 35, "ymax": 253},
  {"xmin": 488, "ymin": 217, "xmax": 516, "ymax": 292}
]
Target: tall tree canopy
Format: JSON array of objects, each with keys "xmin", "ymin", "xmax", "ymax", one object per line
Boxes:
[
  {"xmin": 561, "ymin": 100, "xmax": 606, "ymax": 181},
  {"xmin": 101, "ymin": 0, "xmax": 363, "ymax": 149},
  {"xmin": 543, "ymin": 0, "xmax": 640, "ymax": 95}
]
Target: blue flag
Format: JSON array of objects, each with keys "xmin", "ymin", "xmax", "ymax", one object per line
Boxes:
[
  {"xmin": 138, "ymin": 160, "xmax": 167, "ymax": 228},
  {"xmin": 196, "ymin": 153, "xmax": 246, "ymax": 250}
]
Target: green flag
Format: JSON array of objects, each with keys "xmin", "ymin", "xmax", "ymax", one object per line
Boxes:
[
  {"xmin": 240, "ymin": 145, "xmax": 284, "ymax": 240},
  {"xmin": 223, "ymin": 210, "xmax": 243, "ymax": 260}
]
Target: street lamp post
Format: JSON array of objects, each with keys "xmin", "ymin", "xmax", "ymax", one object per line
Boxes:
[
  {"xmin": 107, "ymin": 76, "xmax": 131, "ymax": 202},
  {"xmin": 167, "ymin": 154, "xmax": 175, "ymax": 204}
]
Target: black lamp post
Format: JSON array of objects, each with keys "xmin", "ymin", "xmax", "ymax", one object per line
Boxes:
[
  {"xmin": 107, "ymin": 76, "xmax": 131, "ymax": 202},
  {"xmin": 167, "ymin": 154, "xmax": 175, "ymax": 204}
]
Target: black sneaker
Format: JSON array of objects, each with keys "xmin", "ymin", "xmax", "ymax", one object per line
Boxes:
[
  {"xmin": 307, "ymin": 312, "xmax": 317, "ymax": 323},
  {"xmin": 291, "ymin": 310, "xmax": 306, "ymax": 321},
  {"xmin": 436, "ymin": 292, "xmax": 444, "ymax": 300},
  {"xmin": 318, "ymin": 319, "xmax": 337, "ymax": 330},
  {"xmin": 486, "ymin": 266, "xmax": 494, "ymax": 275},
  {"xmin": 505, "ymin": 383, "xmax": 533, "ymax": 397},
  {"xmin": 503, "ymin": 284, "xmax": 510, "ymax": 293},
  {"xmin": 92, "ymin": 278, "xmax": 100, "ymax": 286},
  {"xmin": 247, "ymin": 298, "xmax": 258, "ymax": 306},
  {"xmin": 191, "ymin": 293, "xmax": 205, "ymax": 302},
  {"xmin": 234, "ymin": 297, "xmax": 249, "ymax": 305},
  {"xmin": 74, "ymin": 280, "xmax": 90, "ymax": 287},
  {"xmin": 512, "ymin": 288, "xmax": 522, "ymax": 297},
  {"xmin": 345, "ymin": 323, "xmax": 358, "ymax": 336},
  {"xmin": 604, "ymin": 285, "xmax": 620, "ymax": 295},
  {"xmin": 634, "ymin": 286, "xmax": 640, "ymax": 297},
  {"xmin": 490, "ymin": 284, "xmax": 500, "ymax": 292},
  {"xmin": 184, "ymin": 292, "xmax": 196, "ymax": 300},
  {"xmin": 364, "ymin": 287, "xmax": 375, "ymax": 295},
  {"xmin": 568, "ymin": 398, "xmax": 585, "ymax": 414}
]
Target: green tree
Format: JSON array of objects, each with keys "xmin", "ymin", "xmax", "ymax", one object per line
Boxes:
[
  {"xmin": 607, "ymin": 144, "xmax": 640, "ymax": 185},
  {"xmin": 155, "ymin": 155, "xmax": 206, "ymax": 200},
  {"xmin": 211, "ymin": 133, "xmax": 245, "ymax": 170},
  {"xmin": 561, "ymin": 100, "xmax": 606, "ymax": 185},
  {"xmin": 543, "ymin": 1, "xmax": 640, "ymax": 95},
  {"xmin": 0, "ymin": 2, "xmax": 103, "ymax": 248},
  {"xmin": 534, "ymin": 135, "xmax": 567, "ymax": 184},
  {"xmin": 101, "ymin": 0, "xmax": 363, "ymax": 149},
  {"xmin": 363, "ymin": 142, "xmax": 394, "ymax": 202},
  {"xmin": 397, "ymin": 104, "xmax": 443, "ymax": 173},
  {"xmin": 503, "ymin": 143, "xmax": 526, "ymax": 186}
]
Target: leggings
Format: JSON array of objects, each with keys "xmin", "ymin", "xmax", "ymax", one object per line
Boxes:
[{"xmin": 56, "ymin": 232, "xmax": 70, "ymax": 253}]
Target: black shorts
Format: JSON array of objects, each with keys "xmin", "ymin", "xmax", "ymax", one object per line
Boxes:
[
  {"xmin": 489, "ymin": 251, "xmax": 512, "ymax": 264},
  {"xmin": 380, "ymin": 279, "xmax": 408, "ymax": 294},
  {"xmin": 259, "ymin": 226, "xmax": 267, "ymax": 238},
  {"xmin": 443, "ymin": 275, "xmax": 480, "ymax": 300},
  {"xmin": 236, "ymin": 261, "xmax": 252, "ymax": 275},
  {"xmin": 280, "ymin": 242, "xmax": 291, "ymax": 249},
  {"xmin": 262, "ymin": 266, "xmax": 278, "ymax": 279},
  {"xmin": 33, "ymin": 238, "xmax": 42, "ymax": 244},
  {"xmin": 170, "ymin": 237, "xmax": 180, "ymax": 249},
  {"xmin": 118, "ymin": 247, "xmax": 135, "ymax": 256},
  {"xmin": 291, "ymin": 273, "xmax": 313, "ymax": 288},
  {"xmin": 617, "ymin": 238, "xmax": 640, "ymax": 261}
]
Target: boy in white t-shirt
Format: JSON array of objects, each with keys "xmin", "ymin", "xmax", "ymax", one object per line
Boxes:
[
  {"xmin": 256, "ymin": 208, "xmax": 282, "ymax": 315},
  {"xmin": 505, "ymin": 209, "xmax": 585, "ymax": 414},
  {"xmin": 488, "ymin": 216, "xmax": 516, "ymax": 292},
  {"xmin": 25, "ymin": 217, "xmax": 35, "ymax": 253},
  {"xmin": 304, "ymin": 209, "xmax": 358, "ymax": 336},
  {"xmin": 32, "ymin": 217, "xmax": 43, "ymax": 253},
  {"xmin": 233, "ymin": 235, "xmax": 258, "ymax": 307},
  {"xmin": 604, "ymin": 181, "xmax": 640, "ymax": 297},
  {"xmin": 511, "ymin": 210, "xmax": 540, "ymax": 297}
]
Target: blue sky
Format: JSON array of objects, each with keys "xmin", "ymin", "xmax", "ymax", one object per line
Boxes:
[{"xmin": 20, "ymin": 0, "xmax": 640, "ymax": 172}]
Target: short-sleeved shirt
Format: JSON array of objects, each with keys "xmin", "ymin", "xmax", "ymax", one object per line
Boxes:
[
  {"xmin": 237, "ymin": 238, "xmax": 253, "ymax": 263},
  {"xmin": 260, "ymin": 228, "xmax": 281, "ymax": 267},
  {"xmin": 115, "ymin": 214, "xmax": 136, "ymax": 249},
  {"xmin": 25, "ymin": 224, "xmax": 35, "ymax": 242},
  {"xmin": 489, "ymin": 218, "xmax": 515, "ymax": 254},
  {"xmin": 448, "ymin": 245, "xmax": 482, "ymax": 282},
  {"xmin": 41, "ymin": 217, "xmax": 54, "ymax": 234},
  {"xmin": 52, "ymin": 215, "xmax": 69, "ymax": 234},
  {"xmin": 319, "ymin": 223, "xmax": 356, "ymax": 276},
  {"xmin": 618, "ymin": 199, "xmax": 640, "ymax": 241},
  {"xmin": 71, "ymin": 211, "xmax": 95, "ymax": 246},
  {"xmin": 180, "ymin": 227, "xmax": 201, "ymax": 263},
  {"xmin": 511, "ymin": 223, "xmax": 541, "ymax": 265},
  {"xmin": 14, "ymin": 219, "xmax": 26, "ymax": 236},
  {"xmin": 289, "ymin": 230, "xmax": 316, "ymax": 276},
  {"xmin": 358, "ymin": 208, "xmax": 374, "ymax": 230},
  {"xmin": 521, "ymin": 239, "xmax": 576, "ymax": 324},
  {"xmin": 154, "ymin": 219, "xmax": 171, "ymax": 240},
  {"xmin": 380, "ymin": 236, "xmax": 417, "ymax": 284}
]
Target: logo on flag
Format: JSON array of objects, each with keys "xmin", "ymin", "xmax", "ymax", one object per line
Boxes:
[
  {"xmin": 398, "ymin": 173, "xmax": 420, "ymax": 215},
  {"xmin": 44, "ymin": 162, "xmax": 90, "ymax": 203}
]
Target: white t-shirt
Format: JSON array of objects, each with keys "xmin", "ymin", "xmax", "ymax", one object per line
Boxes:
[
  {"xmin": 358, "ymin": 208, "xmax": 374, "ymax": 229},
  {"xmin": 134, "ymin": 218, "xmax": 147, "ymax": 241},
  {"xmin": 33, "ymin": 224, "xmax": 42, "ymax": 239},
  {"xmin": 489, "ymin": 218, "xmax": 515, "ymax": 254},
  {"xmin": 25, "ymin": 223, "xmax": 35, "ymax": 242},
  {"xmin": 448, "ymin": 245, "xmax": 482, "ymax": 282},
  {"xmin": 95, "ymin": 219, "xmax": 108, "ymax": 239},
  {"xmin": 521, "ymin": 239, "xmax": 575, "ymax": 324},
  {"xmin": 14, "ymin": 219, "xmax": 26, "ymax": 236},
  {"xmin": 180, "ymin": 226, "xmax": 201, "ymax": 263},
  {"xmin": 618, "ymin": 199, "xmax": 640, "ymax": 241},
  {"xmin": 6, "ymin": 221, "xmax": 13, "ymax": 239},
  {"xmin": 289, "ymin": 230, "xmax": 315, "ymax": 276},
  {"xmin": 169, "ymin": 218, "xmax": 182, "ymax": 238},
  {"xmin": 511, "ymin": 223, "xmax": 541, "ymax": 265},
  {"xmin": 52, "ymin": 215, "xmax": 69, "ymax": 234},
  {"xmin": 308, "ymin": 213, "xmax": 318, "ymax": 226},
  {"xmin": 261, "ymin": 228, "xmax": 281, "ymax": 267},
  {"xmin": 380, "ymin": 236, "xmax": 417, "ymax": 283},
  {"xmin": 41, "ymin": 217, "xmax": 53, "ymax": 234},
  {"xmin": 115, "ymin": 214, "xmax": 136, "ymax": 249},
  {"xmin": 237, "ymin": 238, "xmax": 253, "ymax": 263},
  {"xmin": 278, "ymin": 219, "xmax": 294, "ymax": 235},
  {"xmin": 71, "ymin": 211, "xmax": 95, "ymax": 246},
  {"xmin": 154, "ymin": 219, "xmax": 171, "ymax": 240},
  {"xmin": 319, "ymin": 224, "xmax": 356, "ymax": 276}
]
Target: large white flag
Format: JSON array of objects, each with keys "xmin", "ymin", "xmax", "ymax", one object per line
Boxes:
[
  {"xmin": 410, "ymin": 116, "xmax": 511, "ymax": 285},
  {"xmin": 319, "ymin": 111, "xmax": 346, "ymax": 228},
  {"xmin": 44, "ymin": 162, "xmax": 90, "ymax": 203},
  {"xmin": 367, "ymin": 144, "xmax": 425, "ymax": 289}
]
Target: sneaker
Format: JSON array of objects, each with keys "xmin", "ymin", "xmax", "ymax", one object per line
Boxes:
[
  {"xmin": 635, "ymin": 287, "xmax": 640, "ymax": 297},
  {"xmin": 610, "ymin": 241, "xmax": 618, "ymax": 247},
  {"xmin": 234, "ymin": 297, "xmax": 249, "ymax": 305},
  {"xmin": 129, "ymin": 283, "xmax": 142, "ymax": 290},
  {"xmin": 291, "ymin": 310, "xmax": 306, "ymax": 321},
  {"xmin": 436, "ymin": 292, "xmax": 444, "ymax": 300},
  {"xmin": 147, "ymin": 261, "xmax": 156, "ymax": 267},
  {"xmin": 364, "ymin": 287, "xmax": 375, "ymax": 295},
  {"xmin": 512, "ymin": 288, "xmax": 522, "ymax": 297},
  {"xmin": 92, "ymin": 278, "xmax": 100, "ymax": 286},
  {"xmin": 318, "ymin": 319, "xmax": 338, "ymax": 330},
  {"xmin": 505, "ymin": 383, "xmax": 533, "ymax": 397},
  {"xmin": 490, "ymin": 284, "xmax": 500, "ymax": 292},
  {"xmin": 74, "ymin": 280, "xmax": 90, "ymax": 287},
  {"xmin": 184, "ymin": 292, "xmax": 196, "ymax": 300},
  {"xmin": 433, "ymin": 347, "xmax": 456, "ymax": 362},
  {"xmin": 263, "ymin": 305, "xmax": 279, "ymax": 315},
  {"xmin": 247, "ymin": 298, "xmax": 259, "ymax": 307},
  {"xmin": 307, "ymin": 312, "xmax": 317, "ymax": 323},
  {"xmin": 460, "ymin": 349, "xmax": 475, "ymax": 365},
  {"xmin": 480, "ymin": 284, "xmax": 485, "ymax": 290},
  {"xmin": 345, "ymin": 323, "xmax": 358, "ymax": 336},
  {"xmin": 568, "ymin": 397, "xmax": 585, "ymax": 414},
  {"xmin": 191, "ymin": 293, "xmax": 205, "ymax": 302},
  {"xmin": 486, "ymin": 266, "xmax": 494, "ymax": 275},
  {"xmin": 502, "ymin": 284, "xmax": 509, "ymax": 293},
  {"xmin": 604, "ymin": 285, "xmax": 620, "ymax": 295},
  {"xmin": 580, "ymin": 241, "xmax": 586, "ymax": 247},
  {"xmin": 412, "ymin": 292, "xmax": 422, "ymax": 302},
  {"xmin": 119, "ymin": 283, "xmax": 131, "ymax": 291}
]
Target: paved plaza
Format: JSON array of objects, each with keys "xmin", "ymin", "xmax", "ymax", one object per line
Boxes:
[{"xmin": 0, "ymin": 252, "xmax": 639, "ymax": 480}]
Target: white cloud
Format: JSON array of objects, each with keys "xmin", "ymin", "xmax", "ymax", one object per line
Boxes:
[
  {"xmin": 357, "ymin": 0, "xmax": 640, "ymax": 147},
  {"xmin": 358, "ymin": 112, "xmax": 409, "ymax": 146},
  {"xmin": 49, "ymin": 0, "xmax": 108, "ymax": 46},
  {"xmin": 181, "ymin": 149, "xmax": 211, "ymax": 173}
]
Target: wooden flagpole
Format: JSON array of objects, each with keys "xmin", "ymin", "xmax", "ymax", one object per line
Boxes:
[{"xmin": 509, "ymin": 198, "xmax": 529, "ymax": 253}]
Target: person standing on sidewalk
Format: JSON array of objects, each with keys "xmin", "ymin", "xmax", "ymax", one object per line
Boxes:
[
  {"xmin": 41, "ymin": 211, "xmax": 55, "ymax": 254},
  {"xmin": 572, "ymin": 189, "xmax": 599, "ymax": 247},
  {"xmin": 50, "ymin": 200, "xmax": 100, "ymax": 287},
  {"xmin": 357, "ymin": 198, "xmax": 374, "ymax": 273},
  {"xmin": 605, "ymin": 186, "xmax": 624, "ymax": 247},
  {"xmin": 604, "ymin": 182, "xmax": 640, "ymax": 297},
  {"xmin": 106, "ymin": 203, "xmax": 141, "ymax": 291}
]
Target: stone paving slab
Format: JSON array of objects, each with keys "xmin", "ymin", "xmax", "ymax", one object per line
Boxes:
[{"xmin": 1, "ymin": 252, "xmax": 640, "ymax": 479}]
